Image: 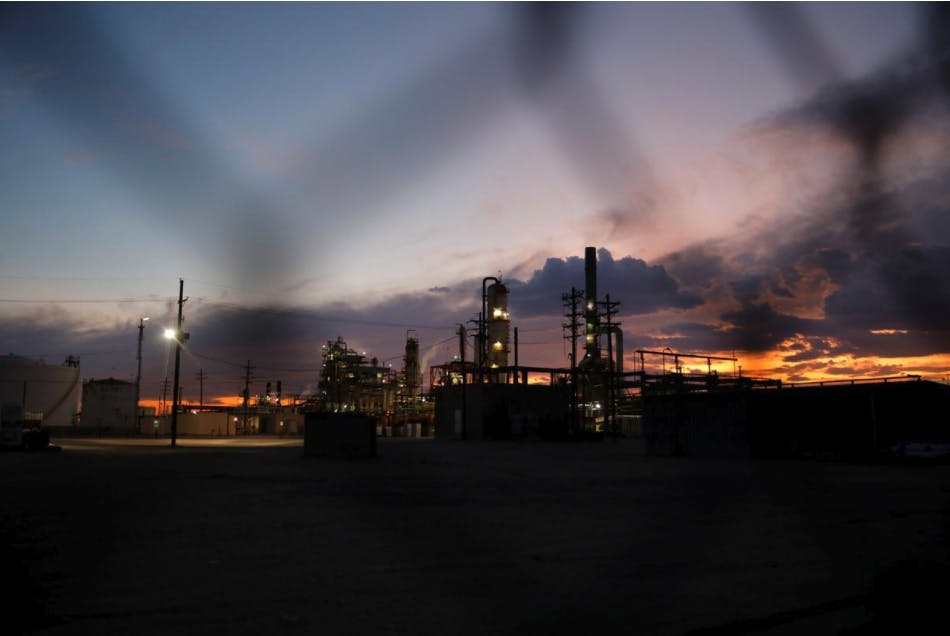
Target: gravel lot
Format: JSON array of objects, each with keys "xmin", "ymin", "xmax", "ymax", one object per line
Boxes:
[{"xmin": 4, "ymin": 436, "xmax": 950, "ymax": 634}]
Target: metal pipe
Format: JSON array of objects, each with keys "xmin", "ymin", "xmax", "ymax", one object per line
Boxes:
[{"xmin": 611, "ymin": 325, "xmax": 623, "ymax": 374}]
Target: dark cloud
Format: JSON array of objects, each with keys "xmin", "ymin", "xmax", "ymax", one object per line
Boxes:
[
  {"xmin": 661, "ymin": 245, "xmax": 727, "ymax": 289},
  {"xmin": 0, "ymin": 312, "xmax": 111, "ymax": 362},
  {"xmin": 661, "ymin": 228, "xmax": 950, "ymax": 358},
  {"xmin": 823, "ymin": 362, "xmax": 906, "ymax": 378},
  {"xmin": 624, "ymin": 321, "xmax": 727, "ymax": 354},
  {"xmin": 730, "ymin": 276, "xmax": 765, "ymax": 303},
  {"xmin": 769, "ymin": 282, "xmax": 794, "ymax": 298},
  {"xmin": 777, "ymin": 335, "xmax": 857, "ymax": 362},
  {"xmin": 758, "ymin": 13, "xmax": 947, "ymax": 164},
  {"xmin": 803, "ymin": 248, "xmax": 853, "ymax": 285},
  {"xmin": 649, "ymin": 126, "xmax": 950, "ymax": 359},
  {"xmin": 823, "ymin": 246, "xmax": 950, "ymax": 335},
  {"xmin": 745, "ymin": 13, "xmax": 950, "ymax": 361},
  {"xmin": 508, "ymin": 248, "xmax": 703, "ymax": 318},
  {"xmin": 505, "ymin": 254, "xmax": 583, "ymax": 318},
  {"xmin": 719, "ymin": 302, "xmax": 819, "ymax": 352}
]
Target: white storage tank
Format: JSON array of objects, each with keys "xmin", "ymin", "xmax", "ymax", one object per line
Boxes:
[{"xmin": 0, "ymin": 355, "xmax": 81, "ymax": 429}]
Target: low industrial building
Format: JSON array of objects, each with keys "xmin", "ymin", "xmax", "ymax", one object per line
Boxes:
[
  {"xmin": 142, "ymin": 412, "xmax": 233, "ymax": 437},
  {"xmin": 643, "ymin": 378, "xmax": 950, "ymax": 459},
  {"xmin": 435, "ymin": 383, "xmax": 570, "ymax": 440},
  {"xmin": 259, "ymin": 412, "xmax": 305, "ymax": 435},
  {"xmin": 141, "ymin": 410, "xmax": 305, "ymax": 437},
  {"xmin": 82, "ymin": 377, "xmax": 137, "ymax": 433}
]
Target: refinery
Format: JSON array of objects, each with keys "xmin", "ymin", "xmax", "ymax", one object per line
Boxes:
[{"xmin": 5, "ymin": 246, "xmax": 948, "ymax": 461}]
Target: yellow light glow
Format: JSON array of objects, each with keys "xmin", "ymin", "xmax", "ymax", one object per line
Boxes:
[{"xmin": 163, "ymin": 328, "xmax": 176, "ymax": 340}]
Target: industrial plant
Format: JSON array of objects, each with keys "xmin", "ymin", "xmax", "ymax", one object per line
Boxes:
[
  {"xmin": 305, "ymin": 246, "xmax": 950, "ymax": 459},
  {"xmin": 3, "ymin": 245, "xmax": 949, "ymax": 459}
]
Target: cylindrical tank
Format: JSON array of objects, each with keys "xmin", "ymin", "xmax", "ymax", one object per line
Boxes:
[
  {"xmin": 486, "ymin": 282, "xmax": 510, "ymax": 369},
  {"xmin": 0, "ymin": 355, "xmax": 82, "ymax": 428}
]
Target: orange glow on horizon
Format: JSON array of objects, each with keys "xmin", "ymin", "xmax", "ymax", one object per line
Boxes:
[
  {"xmin": 138, "ymin": 395, "xmax": 246, "ymax": 413},
  {"xmin": 135, "ymin": 345, "xmax": 950, "ymax": 410},
  {"xmin": 620, "ymin": 341, "xmax": 950, "ymax": 386},
  {"xmin": 733, "ymin": 350, "xmax": 950, "ymax": 384}
]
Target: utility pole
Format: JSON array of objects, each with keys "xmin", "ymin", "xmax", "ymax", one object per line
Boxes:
[
  {"xmin": 458, "ymin": 324, "xmax": 467, "ymax": 440},
  {"xmin": 513, "ymin": 327, "xmax": 519, "ymax": 383},
  {"xmin": 242, "ymin": 360, "xmax": 253, "ymax": 435},
  {"xmin": 562, "ymin": 287, "xmax": 583, "ymax": 435},
  {"xmin": 196, "ymin": 368, "xmax": 206, "ymax": 411},
  {"xmin": 598, "ymin": 294, "xmax": 620, "ymax": 438},
  {"xmin": 135, "ymin": 316, "xmax": 149, "ymax": 431},
  {"xmin": 467, "ymin": 314, "xmax": 480, "ymax": 383},
  {"xmin": 169, "ymin": 278, "xmax": 188, "ymax": 448},
  {"xmin": 160, "ymin": 377, "xmax": 170, "ymax": 416}
]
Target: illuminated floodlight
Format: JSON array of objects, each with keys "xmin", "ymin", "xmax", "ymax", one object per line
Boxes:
[{"xmin": 164, "ymin": 328, "xmax": 176, "ymax": 340}]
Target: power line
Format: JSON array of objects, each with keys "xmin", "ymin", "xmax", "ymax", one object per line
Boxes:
[
  {"xmin": 0, "ymin": 297, "xmax": 166, "ymax": 304},
  {"xmin": 241, "ymin": 360, "xmax": 253, "ymax": 435},
  {"xmin": 187, "ymin": 350, "xmax": 247, "ymax": 368}
]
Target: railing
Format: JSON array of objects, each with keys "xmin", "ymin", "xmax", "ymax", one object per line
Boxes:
[{"xmin": 783, "ymin": 375, "xmax": 922, "ymax": 388}]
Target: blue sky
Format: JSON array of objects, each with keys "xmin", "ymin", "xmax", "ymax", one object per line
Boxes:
[{"xmin": 1, "ymin": 2, "xmax": 948, "ymax": 402}]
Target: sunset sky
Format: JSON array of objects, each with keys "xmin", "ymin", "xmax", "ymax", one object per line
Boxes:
[{"xmin": 2, "ymin": 3, "xmax": 949, "ymax": 405}]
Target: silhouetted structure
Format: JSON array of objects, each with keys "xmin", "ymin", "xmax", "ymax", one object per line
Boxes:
[
  {"xmin": 317, "ymin": 337, "xmax": 397, "ymax": 415},
  {"xmin": 643, "ymin": 377, "xmax": 950, "ymax": 459},
  {"xmin": 82, "ymin": 378, "xmax": 137, "ymax": 434},
  {"xmin": 304, "ymin": 412, "xmax": 376, "ymax": 458},
  {"xmin": 435, "ymin": 384, "xmax": 570, "ymax": 440}
]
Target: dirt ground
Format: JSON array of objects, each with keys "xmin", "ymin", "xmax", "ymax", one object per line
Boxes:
[{"xmin": 3, "ymin": 436, "xmax": 950, "ymax": 635}]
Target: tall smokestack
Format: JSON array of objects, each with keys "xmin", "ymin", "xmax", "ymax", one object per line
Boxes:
[
  {"xmin": 404, "ymin": 333, "xmax": 420, "ymax": 398},
  {"xmin": 584, "ymin": 247, "xmax": 600, "ymax": 361}
]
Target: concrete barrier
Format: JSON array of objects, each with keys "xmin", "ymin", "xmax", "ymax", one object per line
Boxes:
[{"xmin": 304, "ymin": 413, "xmax": 376, "ymax": 458}]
